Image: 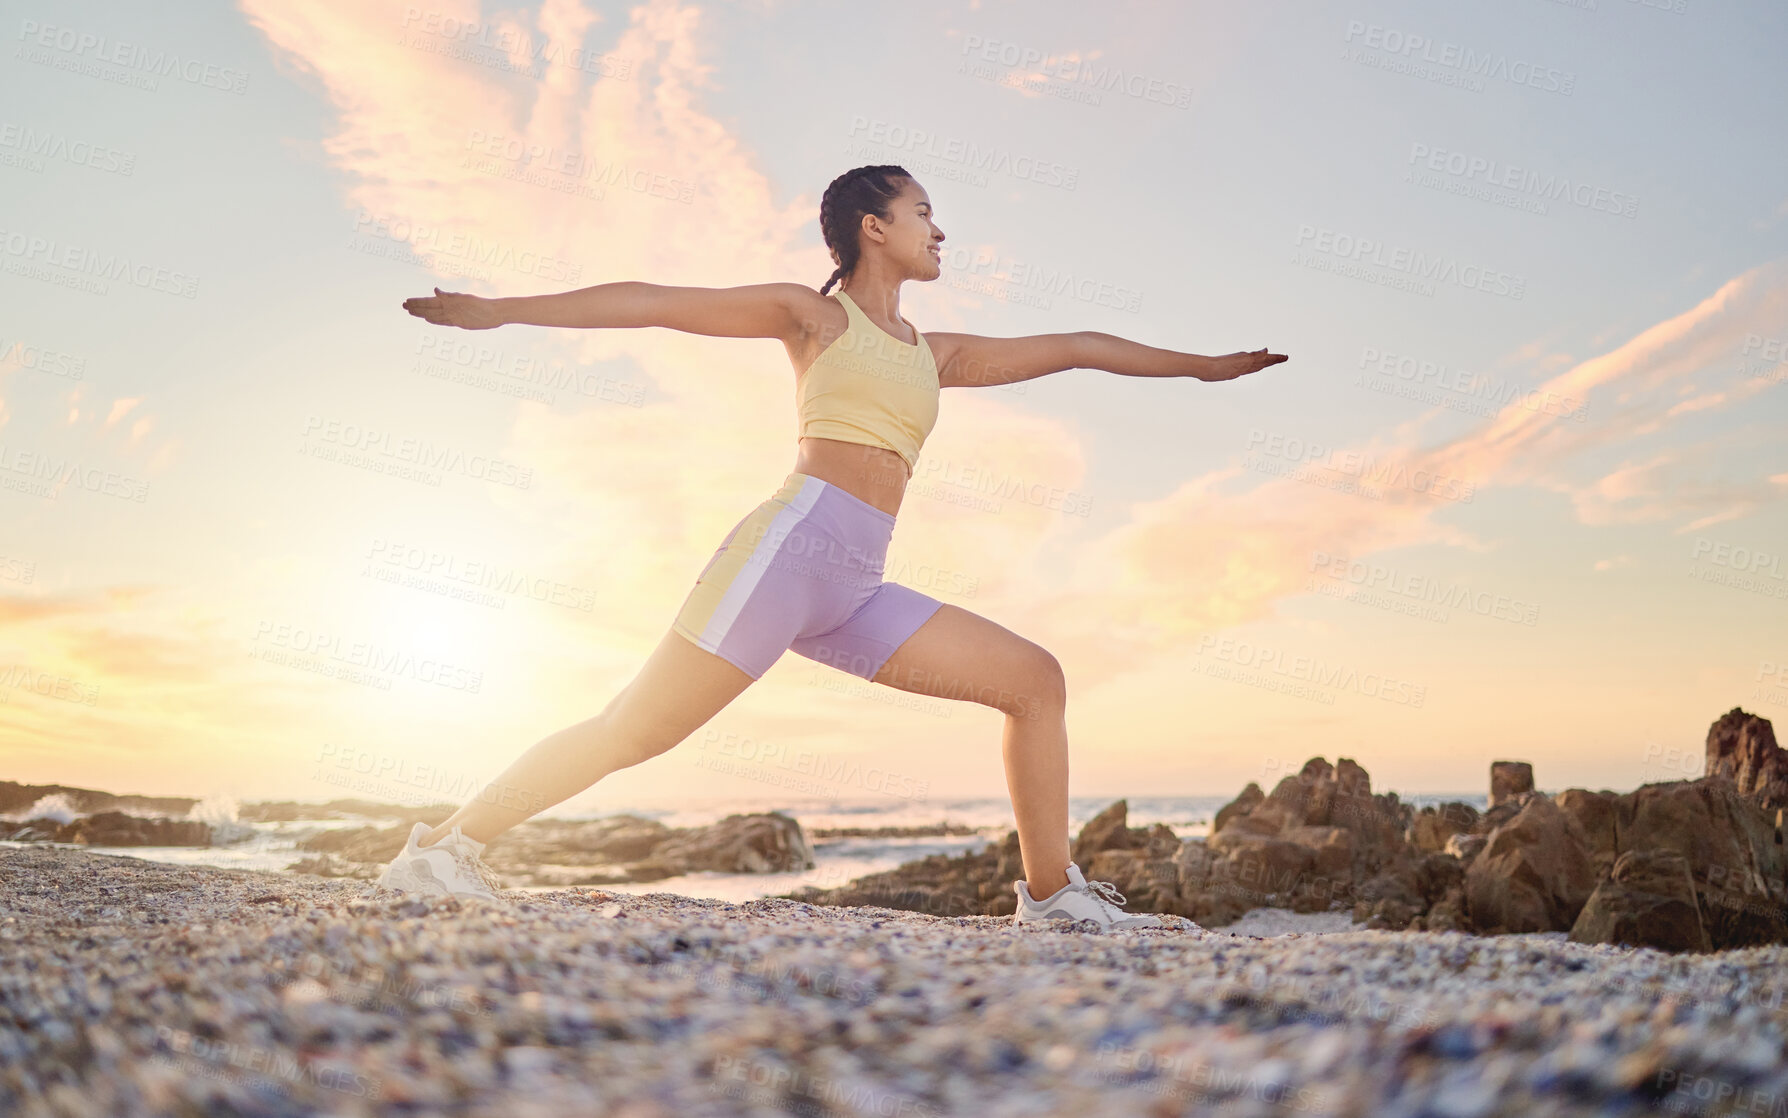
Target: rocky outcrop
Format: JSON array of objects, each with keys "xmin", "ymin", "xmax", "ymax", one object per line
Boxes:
[
  {"xmin": 1489, "ymin": 762, "xmax": 1534, "ymax": 808},
  {"xmin": 1705, "ymin": 706, "xmax": 1788, "ymax": 812},
  {"xmin": 238, "ymin": 800, "xmax": 455, "ymax": 825},
  {"xmin": 1610, "ymin": 777, "xmax": 1787, "ymax": 948},
  {"xmin": 0, "ymin": 782, "xmax": 198, "ymax": 818},
  {"xmin": 1, "ymin": 812, "xmax": 213, "ymax": 847},
  {"xmin": 1553, "ymin": 789, "xmax": 1619, "ymax": 878},
  {"xmin": 1464, "ymin": 795, "xmax": 1597, "ymax": 934},
  {"xmin": 810, "ymin": 823, "xmax": 980, "ymax": 839},
  {"xmin": 1069, "ymin": 799, "xmax": 1142, "ymax": 865},
  {"xmin": 292, "ymin": 811, "xmax": 812, "ymax": 888},
  {"xmin": 1202, "ymin": 757, "xmax": 1429, "ymax": 928},
  {"xmin": 1569, "ymin": 849, "xmax": 1712, "ymax": 953},
  {"xmin": 637, "ymin": 812, "xmax": 816, "ymax": 877},
  {"xmin": 779, "ymin": 709, "xmax": 1788, "ymax": 953},
  {"xmin": 1409, "ymin": 801, "xmax": 1479, "ymax": 853}
]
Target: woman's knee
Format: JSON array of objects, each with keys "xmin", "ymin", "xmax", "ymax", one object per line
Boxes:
[{"xmin": 992, "ymin": 646, "xmax": 1066, "ymax": 718}]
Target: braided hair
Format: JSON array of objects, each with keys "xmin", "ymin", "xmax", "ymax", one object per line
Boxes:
[{"xmin": 817, "ymin": 165, "xmax": 913, "ymax": 295}]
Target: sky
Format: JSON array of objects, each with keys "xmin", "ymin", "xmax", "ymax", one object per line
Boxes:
[{"xmin": 2, "ymin": 0, "xmax": 1786, "ymax": 815}]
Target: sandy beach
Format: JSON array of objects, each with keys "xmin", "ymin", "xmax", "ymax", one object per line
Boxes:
[{"xmin": 5, "ymin": 844, "xmax": 1786, "ymax": 1117}]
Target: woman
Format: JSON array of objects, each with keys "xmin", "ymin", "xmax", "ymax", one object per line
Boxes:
[{"xmin": 385, "ymin": 164, "xmax": 1287, "ymax": 929}]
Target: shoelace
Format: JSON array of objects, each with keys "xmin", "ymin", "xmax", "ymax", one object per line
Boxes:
[
  {"xmin": 448, "ymin": 843, "xmax": 504, "ymax": 894},
  {"xmin": 1080, "ymin": 878, "xmax": 1128, "ymax": 910}
]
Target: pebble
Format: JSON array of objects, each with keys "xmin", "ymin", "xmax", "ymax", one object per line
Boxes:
[{"xmin": 1, "ymin": 846, "xmax": 1785, "ymax": 1117}]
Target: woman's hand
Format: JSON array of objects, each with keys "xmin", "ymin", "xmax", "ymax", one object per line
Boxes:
[
  {"xmin": 1202, "ymin": 348, "xmax": 1288, "ymax": 382},
  {"xmin": 401, "ymin": 286, "xmax": 505, "ymax": 330}
]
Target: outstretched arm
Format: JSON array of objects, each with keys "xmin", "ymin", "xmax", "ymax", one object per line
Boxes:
[
  {"xmin": 931, "ymin": 330, "xmax": 1288, "ymax": 389},
  {"xmin": 401, "ymin": 282, "xmax": 813, "ymax": 340}
]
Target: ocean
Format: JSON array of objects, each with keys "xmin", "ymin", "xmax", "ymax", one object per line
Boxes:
[{"xmin": 1, "ymin": 791, "xmax": 1490, "ymax": 903}]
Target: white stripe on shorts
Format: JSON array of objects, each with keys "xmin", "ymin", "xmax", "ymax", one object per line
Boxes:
[{"xmin": 697, "ymin": 475, "xmax": 826, "ymax": 649}]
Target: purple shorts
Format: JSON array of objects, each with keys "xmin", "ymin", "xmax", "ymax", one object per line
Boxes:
[{"xmin": 671, "ymin": 472, "xmax": 946, "ymax": 681}]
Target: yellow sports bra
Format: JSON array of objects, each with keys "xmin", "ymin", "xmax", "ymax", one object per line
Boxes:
[{"xmin": 796, "ymin": 289, "xmax": 940, "ymax": 471}]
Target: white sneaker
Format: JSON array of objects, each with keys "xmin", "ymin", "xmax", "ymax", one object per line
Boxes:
[
  {"xmin": 374, "ymin": 822, "xmax": 503, "ymax": 901},
  {"xmin": 1012, "ymin": 862, "xmax": 1164, "ymax": 931}
]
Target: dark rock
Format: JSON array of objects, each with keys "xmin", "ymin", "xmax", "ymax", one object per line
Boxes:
[
  {"xmin": 1465, "ymin": 795, "xmax": 1597, "ymax": 934},
  {"xmin": 293, "ymin": 811, "xmax": 811, "ymax": 886},
  {"xmin": 632, "ymin": 812, "xmax": 813, "ymax": 876},
  {"xmin": 1554, "ymin": 788, "xmax": 1620, "ymax": 878},
  {"xmin": 1422, "ymin": 883, "xmax": 1468, "ymax": 932},
  {"xmin": 488, "ymin": 814, "xmax": 674, "ymax": 863},
  {"xmin": 1444, "ymin": 833, "xmax": 1486, "ymax": 865},
  {"xmin": 810, "ymin": 822, "xmax": 981, "ymax": 839},
  {"xmin": 0, "ymin": 781, "xmax": 197, "ymax": 818},
  {"xmin": 1070, "ymin": 800, "xmax": 1137, "ymax": 865},
  {"xmin": 1409, "ymin": 801, "xmax": 1480, "ymax": 853},
  {"xmin": 67, "ymin": 812, "xmax": 212, "ymax": 847},
  {"xmin": 240, "ymin": 800, "xmax": 454, "ymax": 825},
  {"xmin": 1197, "ymin": 755, "xmax": 1414, "ymax": 907},
  {"xmin": 1569, "ymin": 849, "xmax": 1712, "ymax": 953},
  {"xmin": 1705, "ymin": 707, "xmax": 1788, "ymax": 812},
  {"xmin": 1472, "ymin": 792, "xmax": 1533, "ymax": 838},
  {"xmin": 1612, "ymin": 778, "xmax": 1787, "ymax": 949},
  {"xmin": 297, "ymin": 825, "xmax": 409, "ymax": 862},
  {"xmin": 781, "ymin": 843, "xmax": 996, "ymax": 918},
  {"xmin": 1212, "ymin": 783, "xmax": 1263, "ymax": 834},
  {"xmin": 1489, "ymin": 762, "xmax": 1534, "ymax": 808}
]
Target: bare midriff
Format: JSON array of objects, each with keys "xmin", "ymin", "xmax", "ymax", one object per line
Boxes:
[{"xmin": 792, "ymin": 435, "xmax": 908, "ymax": 518}]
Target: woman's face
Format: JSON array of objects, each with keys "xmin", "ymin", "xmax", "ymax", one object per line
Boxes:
[{"xmin": 876, "ymin": 180, "xmax": 944, "ymax": 281}]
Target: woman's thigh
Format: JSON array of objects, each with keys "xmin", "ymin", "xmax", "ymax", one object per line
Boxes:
[
  {"xmin": 596, "ymin": 627, "xmax": 760, "ymax": 764},
  {"xmin": 865, "ymin": 603, "xmax": 1066, "ymax": 719}
]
